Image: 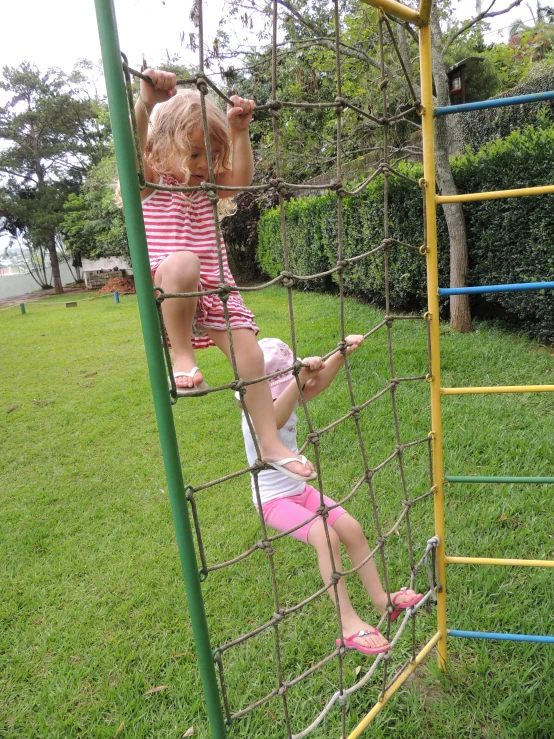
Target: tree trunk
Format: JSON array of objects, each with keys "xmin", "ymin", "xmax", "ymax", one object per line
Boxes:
[
  {"xmin": 47, "ymin": 230, "xmax": 63, "ymax": 294},
  {"xmin": 431, "ymin": 10, "xmax": 472, "ymax": 332}
]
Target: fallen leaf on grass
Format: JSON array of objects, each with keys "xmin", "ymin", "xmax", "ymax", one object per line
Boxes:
[
  {"xmin": 170, "ymin": 652, "xmax": 186, "ymax": 659},
  {"xmin": 77, "ymin": 382, "xmax": 94, "ymax": 388},
  {"xmin": 115, "ymin": 721, "xmax": 124, "ymax": 736},
  {"xmin": 33, "ymin": 399, "xmax": 54, "ymax": 406},
  {"xmin": 84, "ymin": 371, "xmax": 98, "ymax": 377},
  {"xmin": 182, "ymin": 728, "xmax": 194, "ymax": 738},
  {"xmin": 144, "ymin": 685, "xmax": 168, "ymax": 695},
  {"xmin": 6, "ymin": 405, "xmax": 18, "ymax": 414},
  {"xmin": 355, "ymin": 665, "xmax": 362, "ymax": 676}
]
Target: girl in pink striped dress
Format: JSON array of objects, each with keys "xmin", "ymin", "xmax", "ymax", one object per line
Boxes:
[{"xmin": 136, "ymin": 69, "xmax": 315, "ymax": 482}]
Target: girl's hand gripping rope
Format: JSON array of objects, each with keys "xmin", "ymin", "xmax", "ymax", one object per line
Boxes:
[
  {"xmin": 140, "ymin": 69, "xmax": 177, "ymax": 110},
  {"xmin": 227, "ymin": 95, "xmax": 256, "ymax": 131}
]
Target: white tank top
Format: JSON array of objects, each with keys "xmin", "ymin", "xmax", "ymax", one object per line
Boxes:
[{"xmin": 241, "ymin": 408, "xmax": 306, "ymax": 506}]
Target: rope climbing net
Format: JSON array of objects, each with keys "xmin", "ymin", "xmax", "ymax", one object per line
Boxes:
[{"xmin": 119, "ymin": 1, "xmax": 441, "ymax": 735}]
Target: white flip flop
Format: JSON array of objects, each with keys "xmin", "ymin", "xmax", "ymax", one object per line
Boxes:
[
  {"xmin": 169, "ymin": 367, "xmax": 209, "ymax": 396},
  {"xmin": 266, "ymin": 455, "xmax": 317, "ymax": 482}
]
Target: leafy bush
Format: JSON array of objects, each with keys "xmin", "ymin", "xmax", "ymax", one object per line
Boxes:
[
  {"xmin": 258, "ymin": 124, "xmax": 554, "ymax": 341},
  {"xmin": 457, "ymin": 67, "xmax": 554, "ymax": 151},
  {"xmin": 259, "ymin": 162, "xmax": 449, "ymax": 309},
  {"xmin": 453, "ymin": 123, "xmax": 554, "ymax": 341}
]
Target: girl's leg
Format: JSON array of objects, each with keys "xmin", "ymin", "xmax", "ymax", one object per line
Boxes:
[
  {"xmin": 206, "ymin": 327, "xmax": 314, "ymax": 478},
  {"xmin": 154, "ymin": 252, "xmax": 203, "ymax": 389},
  {"xmin": 307, "ymin": 520, "xmax": 388, "ymax": 650},
  {"xmin": 332, "ymin": 513, "xmax": 419, "ymax": 615}
]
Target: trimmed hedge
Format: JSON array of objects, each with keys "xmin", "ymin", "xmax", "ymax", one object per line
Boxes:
[
  {"xmin": 258, "ymin": 162, "xmax": 450, "ymax": 309},
  {"xmin": 258, "ymin": 124, "xmax": 554, "ymax": 341},
  {"xmin": 458, "ymin": 69, "xmax": 554, "ymax": 152}
]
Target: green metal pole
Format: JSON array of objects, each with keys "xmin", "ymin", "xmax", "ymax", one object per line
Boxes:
[{"xmin": 94, "ymin": 3, "xmax": 226, "ymax": 735}]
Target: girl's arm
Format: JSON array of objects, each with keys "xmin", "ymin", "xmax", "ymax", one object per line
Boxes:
[
  {"xmin": 272, "ymin": 357, "xmax": 326, "ymax": 429},
  {"xmin": 134, "ymin": 69, "xmax": 177, "ymax": 199},
  {"xmin": 216, "ymin": 95, "xmax": 255, "ymax": 199},
  {"xmin": 273, "ymin": 336, "xmax": 365, "ymax": 427},
  {"xmin": 302, "ymin": 335, "xmax": 365, "ymax": 401}
]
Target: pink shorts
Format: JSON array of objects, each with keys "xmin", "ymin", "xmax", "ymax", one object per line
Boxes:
[{"xmin": 261, "ymin": 484, "xmax": 347, "ymax": 544}]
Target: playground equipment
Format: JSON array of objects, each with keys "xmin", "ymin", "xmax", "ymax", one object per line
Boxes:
[{"xmin": 95, "ymin": 0, "xmax": 554, "ymax": 735}]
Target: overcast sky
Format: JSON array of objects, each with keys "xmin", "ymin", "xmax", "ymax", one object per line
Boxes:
[{"xmin": 1, "ymin": 0, "xmax": 538, "ymax": 78}]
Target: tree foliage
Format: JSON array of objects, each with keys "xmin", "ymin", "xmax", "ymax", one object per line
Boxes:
[
  {"xmin": 61, "ymin": 148, "xmax": 128, "ymax": 261},
  {"xmin": 0, "ymin": 62, "xmax": 108, "ymax": 291}
]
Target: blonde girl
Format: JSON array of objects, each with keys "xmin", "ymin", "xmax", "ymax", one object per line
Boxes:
[{"xmin": 137, "ymin": 69, "xmax": 315, "ymax": 482}]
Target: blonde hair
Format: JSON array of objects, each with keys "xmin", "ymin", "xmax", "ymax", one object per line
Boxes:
[{"xmin": 146, "ymin": 89, "xmax": 235, "ymax": 217}]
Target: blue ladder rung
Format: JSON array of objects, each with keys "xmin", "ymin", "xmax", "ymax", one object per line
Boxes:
[
  {"xmin": 435, "ymin": 90, "xmax": 554, "ymax": 116},
  {"xmin": 439, "ymin": 281, "xmax": 554, "ymax": 296},
  {"xmin": 449, "ymin": 629, "xmax": 554, "ymax": 644}
]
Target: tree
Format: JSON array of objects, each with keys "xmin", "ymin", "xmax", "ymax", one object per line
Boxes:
[
  {"xmin": 61, "ymin": 147, "xmax": 128, "ymax": 261},
  {"xmin": 0, "ymin": 63, "xmax": 107, "ymax": 292},
  {"xmin": 185, "ymin": 0, "xmax": 529, "ymax": 330}
]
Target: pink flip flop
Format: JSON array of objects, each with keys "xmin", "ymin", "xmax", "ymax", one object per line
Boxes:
[
  {"xmin": 389, "ymin": 588, "xmax": 424, "ymax": 622},
  {"xmin": 336, "ymin": 627, "xmax": 390, "ymax": 656}
]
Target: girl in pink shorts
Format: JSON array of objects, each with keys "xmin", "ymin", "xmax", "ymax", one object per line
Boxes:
[{"xmin": 240, "ymin": 336, "xmax": 423, "ymax": 656}]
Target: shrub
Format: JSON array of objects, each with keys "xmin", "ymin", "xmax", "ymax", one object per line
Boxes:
[{"xmin": 258, "ymin": 124, "xmax": 554, "ymax": 341}]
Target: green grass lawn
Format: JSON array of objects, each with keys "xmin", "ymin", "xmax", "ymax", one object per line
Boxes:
[{"xmin": 1, "ymin": 287, "xmax": 554, "ymax": 738}]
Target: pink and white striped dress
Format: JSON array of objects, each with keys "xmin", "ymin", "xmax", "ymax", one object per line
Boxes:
[{"xmin": 142, "ymin": 175, "xmax": 258, "ymax": 349}]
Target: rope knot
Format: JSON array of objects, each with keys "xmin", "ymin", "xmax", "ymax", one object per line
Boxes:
[
  {"xmin": 316, "ymin": 504, "xmax": 328, "ymax": 518},
  {"xmin": 277, "ymin": 684, "xmax": 288, "ymax": 696},
  {"xmin": 273, "ymin": 611, "xmax": 284, "ymax": 623},
  {"xmin": 338, "ymin": 339, "xmax": 348, "ymax": 355},
  {"xmin": 351, "ymin": 405, "xmax": 361, "ymax": 421},
  {"xmin": 379, "ymin": 78, "xmax": 389, "ymax": 90},
  {"xmin": 218, "ymin": 282, "xmax": 232, "ymax": 301},
  {"xmin": 269, "ymin": 178, "xmax": 281, "ymax": 189},
  {"xmin": 396, "ymin": 444, "xmax": 403, "ymax": 458},
  {"xmin": 277, "ymin": 183, "xmax": 289, "ymax": 197},
  {"xmin": 336, "ymin": 259, "xmax": 348, "ymax": 271},
  {"xmin": 260, "ymin": 540, "xmax": 274, "ymax": 556},
  {"xmin": 307, "ymin": 431, "xmax": 321, "ymax": 446},
  {"xmin": 280, "ymin": 270, "xmax": 295, "ymax": 288},
  {"xmin": 195, "ymin": 76, "xmax": 209, "ymax": 95},
  {"xmin": 293, "ymin": 358, "xmax": 303, "ymax": 376},
  {"xmin": 334, "ymin": 96, "xmax": 347, "ymax": 112},
  {"xmin": 329, "ymin": 571, "xmax": 341, "ymax": 585},
  {"xmin": 233, "ymin": 378, "xmax": 246, "ymax": 392},
  {"xmin": 269, "ymin": 99, "xmax": 282, "ymax": 119},
  {"xmin": 252, "ymin": 458, "xmax": 265, "ymax": 471},
  {"xmin": 377, "ymin": 536, "xmax": 387, "ymax": 548},
  {"xmin": 365, "ymin": 469, "xmax": 374, "ymax": 482}
]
